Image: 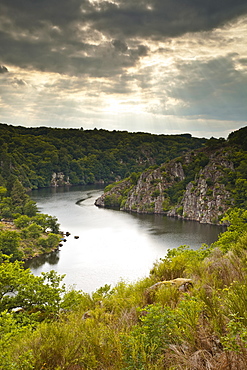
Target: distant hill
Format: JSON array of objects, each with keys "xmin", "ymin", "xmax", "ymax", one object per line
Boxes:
[{"xmin": 0, "ymin": 123, "xmax": 206, "ymax": 191}]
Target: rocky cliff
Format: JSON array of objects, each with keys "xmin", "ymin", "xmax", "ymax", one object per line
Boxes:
[
  {"xmin": 95, "ymin": 148, "xmax": 236, "ymax": 224},
  {"xmin": 51, "ymin": 172, "xmax": 71, "ymax": 187}
]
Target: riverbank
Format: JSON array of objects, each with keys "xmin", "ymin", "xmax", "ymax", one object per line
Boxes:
[{"xmin": 0, "ymin": 219, "xmax": 62, "ymax": 261}]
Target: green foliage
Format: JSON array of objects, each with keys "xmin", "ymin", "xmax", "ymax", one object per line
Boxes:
[
  {"xmin": 14, "ymin": 215, "xmax": 31, "ymax": 229},
  {"xmin": 176, "ymin": 206, "xmax": 183, "ymax": 215},
  {"xmin": 32, "ymin": 214, "xmax": 60, "ymax": 234},
  {"xmin": 221, "ymin": 315, "xmax": 247, "ymax": 352},
  {"xmin": 0, "ymin": 310, "xmax": 34, "ymax": 370},
  {"xmin": 104, "ymin": 194, "xmax": 123, "ymax": 208},
  {"xmin": 23, "ymin": 223, "xmax": 43, "ymax": 238},
  {"xmin": 0, "ymin": 186, "xmax": 7, "ymax": 198},
  {"xmin": 212, "ymin": 208, "xmax": 247, "ymax": 252},
  {"xmin": 130, "ymin": 172, "xmax": 140, "ymax": 185},
  {"xmin": 151, "ymin": 189, "xmax": 160, "ymax": 198},
  {"xmin": 0, "ymin": 230, "xmax": 23, "ymax": 261},
  {"xmin": 150, "ymin": 245, "xmax": 210, "ymax": 281},
  {"xmin": 167, "ymin": 179, "xmax": 186, "ymax": 206},
  {"xmin": 0, "ymin": 123, "xmax": 207, "ymax": 189},
  {"xmin": 228, "ymin": 126, "xmax": 247, "ymax": 150},
  {"xmin": 162, "ymin": 197, "xmax": 170, "ymax": 211},
  {"xmin": 37, "ymin": 233, "xmax": 60, "ymax": 250},
  {"xmin": 0, "ymin": 257, "xmax": 65, "ymax": 319},
  {"xmin": 121, "ymin": 304, "xmax": 177, "ymax": 369}
]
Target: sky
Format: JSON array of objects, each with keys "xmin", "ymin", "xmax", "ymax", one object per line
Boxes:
[{"xmin": 0, "ymin": 0, "xmax": 247, "ymax": 139}]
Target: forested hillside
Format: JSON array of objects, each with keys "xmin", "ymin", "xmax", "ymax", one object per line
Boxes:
[
  {"xmin": 0, "ymin": 123, "xmax": 206, "ymax": 190},
  {"xmin": 95, "ymin": 126, "xmax": 247, "ymax": 224}
]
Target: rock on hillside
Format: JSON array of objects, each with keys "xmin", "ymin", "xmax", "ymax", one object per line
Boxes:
[{"xmin": 95, "ymin": 148, "xmax": 235, "ymax": 224}]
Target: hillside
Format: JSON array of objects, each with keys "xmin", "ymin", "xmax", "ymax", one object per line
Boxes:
[
  {"xmin": 95, "ymin": 126, "xmax": 247, "ymax": 224},
  {"xmin": 0, "ymin": 123, "xmax": 206, "ymax": 190}
]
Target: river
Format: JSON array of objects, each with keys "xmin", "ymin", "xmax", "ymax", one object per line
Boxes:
[{"xmin": 27, "ymin": 185, "xmax": 224, "ymax": 293}]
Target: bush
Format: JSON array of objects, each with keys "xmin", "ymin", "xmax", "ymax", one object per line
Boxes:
[{"xmin": 104, "ymin": 194, "xmax": 123, "ymax": 208}]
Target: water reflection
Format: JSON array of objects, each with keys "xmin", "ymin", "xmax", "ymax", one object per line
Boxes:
[{"xmin": 25, "ymin": 251, "xmax": 60, "ymax": 269}]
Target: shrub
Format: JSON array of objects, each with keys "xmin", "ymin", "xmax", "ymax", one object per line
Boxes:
[
  {"xmin": 104, "ymin": 194, "xmax": 122, "ymax": 208},
  {"xmin": 151, "ymin": 189, "xmax": 160, "ymax": 198}
]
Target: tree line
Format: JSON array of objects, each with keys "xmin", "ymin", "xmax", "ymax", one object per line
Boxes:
[{"xmin": 0, "ymin": 123, "xmax": 206, "ymax": 190}]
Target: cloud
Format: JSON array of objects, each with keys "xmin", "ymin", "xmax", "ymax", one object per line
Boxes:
[
  {"xmin": 85, "ymin": 0, "xmax": 247, "ymax": 39},
  {"xmin": 1, "ymin": 0, "xmax": 247, "ymax": 77},
  {"xmin": 163, "ymin": 55, "xmax": 247, "ymax": 121},
  {"xmin": 0, "ymin": 65, "xmax": 8, "ymax": 73}
]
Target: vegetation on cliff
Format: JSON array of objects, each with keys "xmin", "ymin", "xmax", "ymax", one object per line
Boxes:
[
  {"xmin": 0, "ymin": 208, "xmax": 247, "ymax": 369},
  {"xmin": 95, "ymin": 126, "xmax": 247, "ymax": 224}
]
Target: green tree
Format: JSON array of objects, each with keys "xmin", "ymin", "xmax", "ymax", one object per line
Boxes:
[
  {"xmin": 212, "ymin": 208, "xmax": 247, "ymax": 252},
  {"xmin": 32, "ymin": 214, "xmax": 60, "ymax": 233},
  {"xmin": 0, "ymin": 231, "xmax": 23, "ymax": 261},
  {"xmin": 10, "ymin": 179, "xmax": 28, "ymax": 209},
  {"xmin": 0, "ymin": 255, "xmax": 65, "ymax": 318},
  {"xmin": 46, "ymin": 215, "xmax": 60, "ymax": 234},
  {"xmin": 14, "ymin": 215, "xmax": 31, "ymax": 229},
  {"xmin": 0, "ymin": 186, "xmax": 7, "ymax": 199},
  {"xmin": 0, "ymin": 197, "xmax": 13, "ymax": 218},
  {"xmin": 24, "ymin": 223, "xmax": 43, "ymax": 238},
  {"xmin": 23, "ymin": 199, "xmax": 38, "ymax": 217},
  {"xmin": 38, "ymin": 233, "xmax": 60, "ymax": 249}
]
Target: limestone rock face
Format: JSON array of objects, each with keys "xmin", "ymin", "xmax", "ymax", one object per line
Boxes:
[
  {"xmin": 167, "ymin": 154, "xmax": 234, "ymax": 223},
  {"xmin": 95, "ymin": 149, "xmax": 235, "ymax": 224},
  {"xmin": 51, "ymin": 172, "xmax": 70, "ymax": 187}
]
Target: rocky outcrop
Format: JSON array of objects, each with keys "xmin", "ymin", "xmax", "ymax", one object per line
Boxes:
[
  {"xmin": 95, "ymin": 159, "xmax": 186, "ymax": 214},
  {"xmin": 123, "ymin": 161, "xmax": 185, "ymax": 214},
  {"xmin": 51, "ymin": 172, "xmax": 71, "ymax": 187},
  {"xmin": 95, "ymin": 149, "xmax": 236, "ymax": 224},
  {"xmin": 167, "ymin": 153, "xmax": 234, "ymax": 223}
]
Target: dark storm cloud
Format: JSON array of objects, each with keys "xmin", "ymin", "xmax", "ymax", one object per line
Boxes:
[
  {"xmin": 0, "ymin": 0, "xmax": 247, "ymax": 76},
  {"xmin": 86, "ymin": 0, "xmax": 247, "ymax": 38},
  {"xmin": 112, "ymin": 39, "xmax": 128, "ymax": 53},
  {"xmin": 1, "ymin": 0, "xmax": 246, "ymax": 35}
]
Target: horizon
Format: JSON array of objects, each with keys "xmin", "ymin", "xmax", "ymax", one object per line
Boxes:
[{"xmin": 1, "ymin": 121, "xmax": 245, "ymax": 140}]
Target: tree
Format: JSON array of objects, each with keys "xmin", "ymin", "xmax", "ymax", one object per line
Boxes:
[
  {"xmin": 212, "ymin": 208, "xmax": 247, "ymax": 252},
  {"xmin": 10, "ymin": 179, "xmax": 28, "ymax": 208},
  {"xmin": 0, "ymin": 186, "xmax": 7, "ymax": 199},
  {"xmin": 0, "ymin": 231, "xmax": 23, "ymax": 261},
  {"xmin": 24, "ymin": 223, "xmax": 43, "ymax": 238},
  {"xmin": 32, "ymin": 214, "xmax": 60, "ymax": 234},
  {"xmin": 14, "ymin": 215, "xmax": 31, "ymax": 229},
  {"xmin": 38, "ymin": 233, "xmax": 60, "ymax": 249},
  {"xmin": 0, "ymin": 255, "xmax": 65, "ymax": 318},
  {"xmin": 23, "ymin": 199, "xmax": 38, "ymax": 217},
  {"xmin": 46, "ymin": 215, "xmax": 60, "ymax": 234},
  {"xmin": 0, "ymin": 197, "xmax": 13, "ymax": 219}
]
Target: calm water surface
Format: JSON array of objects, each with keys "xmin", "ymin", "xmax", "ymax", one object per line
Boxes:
[{"xmin": 28, "ymin": 185, "xmax": 224, "ymax": 293}]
